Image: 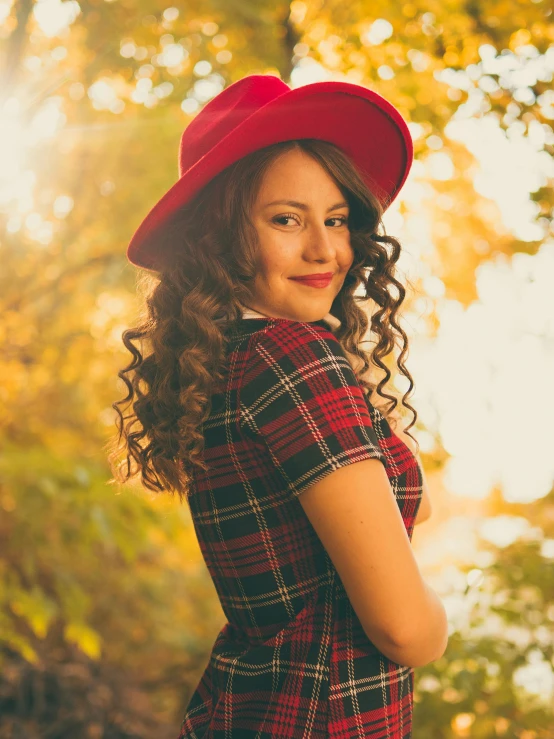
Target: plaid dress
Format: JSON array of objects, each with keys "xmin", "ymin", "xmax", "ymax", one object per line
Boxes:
[{"xmin": 178, "ymin": 316, "xmax": 423, "ymax": 738}]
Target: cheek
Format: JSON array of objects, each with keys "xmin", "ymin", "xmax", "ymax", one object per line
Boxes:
[
  {"xmin": 345, "ymin": 242, "xmax": 355, "ymax": 267},
  {"xmin": 262, "ymin": 247, "xmax": 296, "ymax": 275},
  {"xmin": 254, "ymin": 255, "xmax": 288, "ymax": 281}
]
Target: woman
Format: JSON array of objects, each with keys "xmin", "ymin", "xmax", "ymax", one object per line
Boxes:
[{"xmin": 108, "ymin": 75, "xmax": 447, "ymax": 738}]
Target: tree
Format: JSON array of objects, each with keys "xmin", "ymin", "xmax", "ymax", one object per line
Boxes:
[{"xmin": 0, "ymin": 0, "xmax": 552, "ymax": 734}]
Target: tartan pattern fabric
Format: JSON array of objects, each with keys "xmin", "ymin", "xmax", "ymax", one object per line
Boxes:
[{"xmin": 178, "ymin": 318, "xmax": 423, "ymax": 738}]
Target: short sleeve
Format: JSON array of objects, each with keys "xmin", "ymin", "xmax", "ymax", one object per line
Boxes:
[{"xmin": 238, "ymin": 320, "xmax": 386, "ymax": 499}]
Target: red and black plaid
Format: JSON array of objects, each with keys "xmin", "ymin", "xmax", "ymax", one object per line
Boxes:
[{"xmin": 178, "ymin": 318, "xmax": 423, "ymax": 738}]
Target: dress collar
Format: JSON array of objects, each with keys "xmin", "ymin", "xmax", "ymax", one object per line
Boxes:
[{"xmin": 240, "ymin": 306, "xmax": 341, "ymax": 332}]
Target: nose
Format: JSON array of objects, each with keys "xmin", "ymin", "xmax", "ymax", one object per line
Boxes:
[{"xmin": 306, "ymin": 220, "xmax": 337, "ymax": 259}]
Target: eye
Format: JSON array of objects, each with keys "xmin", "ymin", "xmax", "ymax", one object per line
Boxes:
[
  {"xmin": 272, "ymin": 214, "xmax": 348, "ymax": 227},
  {"xmin": 327, "ymin": 216, "xmax": 348, "ymax": 227},
  {"xmin": 272, "ymin": 214, "xmax": 299, "ymax": 226}
]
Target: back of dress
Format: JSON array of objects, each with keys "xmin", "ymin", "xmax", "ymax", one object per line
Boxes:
[{"xmin": 178, "ymin": 315, "xmax": 422, "ymax": 739}]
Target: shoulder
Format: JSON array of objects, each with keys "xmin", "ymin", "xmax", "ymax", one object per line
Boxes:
[
  {"xmin": 239, "ymin": 319, "xmax": 359, "ymax": 403},
  {"xmin": 242, "ymin": 319, "xmax": 349, "ymax": 379},
  {"xmin": 248, "ymin": 319, "xmax": 343, "ymax": 357}
]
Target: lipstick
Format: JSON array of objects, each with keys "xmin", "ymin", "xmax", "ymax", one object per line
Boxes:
[{"xmin": 289, "ymin": 276, "xmax": 333, "ymax": 288}]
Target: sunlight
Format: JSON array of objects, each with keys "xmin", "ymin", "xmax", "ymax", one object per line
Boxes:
[
  {"xmin": 477, "ymin": 515, "xmax": 537, "ymax": 548},
  {"xmin": 0, "ymin": 99, "xmax": 25, "ymax": 204},
  {"xmin": 290, "ymin": 57, "xmax": 332, "ymax": 87},
  {"xmin": 446, "ymin": 115, "xmax": 552, "ymax": 240},
  {"xmin": 513, "ymin": 652, "xmax": 554, "ymax": 709},
  {"xmin": 33, "ymin": 0, "xmax": 80, "ymax": 37},
  {"xmin": 408, "ymin": 243, "xmax": 554, "ymax": 503},
  {"xmin": 0, "ymin": 95, "xmax": 66, "ymax": 235},
  {"xmin": 424, "ymin": 151, "xmax": 455, "ymax": 180},
  {"xmin": 0, "ymin": 0, "xmax": 13, "ymax": 24}
]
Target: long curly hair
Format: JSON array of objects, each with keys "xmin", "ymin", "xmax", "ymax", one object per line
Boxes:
[{"xmin": 106, "ymin": 139, "xmax": 419, "ymax": 502}]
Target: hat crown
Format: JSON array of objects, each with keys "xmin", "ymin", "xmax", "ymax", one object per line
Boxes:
[
  {"xmin": 178, "ymin": 75, "xmax": 290, "ymax": 176},
  {"xmin": 127, "ymin": 74, "xmax": 413, "ymax": 271}
]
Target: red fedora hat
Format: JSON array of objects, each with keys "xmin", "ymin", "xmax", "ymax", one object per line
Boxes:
[{"xmin": 126, "ymin": 74, "xmax": 413, "ymax": 271}]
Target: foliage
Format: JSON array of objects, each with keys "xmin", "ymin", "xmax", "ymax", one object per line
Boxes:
[
  {"xmin": 413, "ymin": 487, "xmax": 554, "ymax": 738},
  {"xmin": 0, "ymin": 0, "xmax": 552, "ymax": 734},
  {"xmin": 0, "ymin": 443, "xmax": 225, "ymax": 736}
]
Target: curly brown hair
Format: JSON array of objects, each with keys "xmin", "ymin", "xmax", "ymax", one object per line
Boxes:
[{"xmin": 106, "ymin": 139, "xmax": 419, "ymax": 502}]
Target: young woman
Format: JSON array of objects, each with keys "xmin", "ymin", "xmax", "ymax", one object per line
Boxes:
[{"xmin": 109, "ymin": 75, "xmax": 447, "ymax": 738}]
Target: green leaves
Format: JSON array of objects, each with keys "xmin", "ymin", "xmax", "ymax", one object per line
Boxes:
[{"xmin": 1, "ymin": 0, "xmax": 553, "ymax": 733}]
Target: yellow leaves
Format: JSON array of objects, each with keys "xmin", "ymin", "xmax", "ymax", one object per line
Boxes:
[
  {"xmin": 9, "ymin": 585, "xmax": 59, "ymax": 639},
  {"xmin": 304, "ymin": 19, "xmax": 328, "ymax": 43},
  {"xmin": 0, "ymin": 490, "xmax": 16, "ymax": 511},
  {"xmin": 59, "ymin": 337, "xmax": 91, "ymax": 384},
  {"xmin": 57, "ymin": 576, "xmax": 91, "ymax": 623},
  {"xmin": 404, "ymin": 21, "xmax": 422, "ymax": 37},
  {"xmin": 290, "ymin": 1, "xmax": 308, "ymax": 25},
  {"xmin": 2, "ymin": 309, "xmax": 38, "ymax": 349},
  {"xmin": 147, "ymin": 526, "xmax": 168, "ymax": 547},
  {"xmin": 416, "ymin": 89, "xmax": 434, "ymax": 105},
  {"xmin": 451, "ymin": 711, "xmax": 476, "ymax": 735},
  {"xmin": 510, "ymin": 27, "xmax": 532, "ymax": 51},
  {"xmin": 387, "ymin": 41, "xmax": 406, "ymax": 59},
  {"xmin": 2, "ymin": 629, "xmax": 40, "ymax": 665},
  {"xmin": 64, "ymin": 621, "xmax": 102, "ymax": 660},
  {"xmin": 348, "ymin": 50, "xmax": 367, "ymax": 68},
  {"xmin": 41, "ymin": 344, "xmax": 60, "ymax": 367},
  {"xmin": 0, "ymin": 360, "xmax": 26, "ymax": 422},
  {"xmin": 460, "ymin": 43, "xmax": 480, "ymax": 67},
  {"xmin": 443, "ymin": 49, "xmax": 460, "ymax": 67}
]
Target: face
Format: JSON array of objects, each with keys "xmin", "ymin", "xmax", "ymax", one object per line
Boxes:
[{"xmin": 245, "ymin": 147, "xmax": 355, "ymax": 322}]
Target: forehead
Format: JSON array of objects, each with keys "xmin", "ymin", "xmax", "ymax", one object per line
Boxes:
[
  {"xmin": 261, "ymin": 198, "xmax": 349, "ymax": 212},
  {"xmin": 256, "ymin": 149, "xmax": 346, "ymax": 201}
]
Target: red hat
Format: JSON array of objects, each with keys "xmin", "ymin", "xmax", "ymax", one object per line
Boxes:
[{"xmin": 126, "ymin": 74, "xmax": 413, "ymax": 271}]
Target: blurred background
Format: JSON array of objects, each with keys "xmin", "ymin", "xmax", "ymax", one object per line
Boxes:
[{"xmin": 1, "ymin": 0, "xmax": 553, "ymax": 736}]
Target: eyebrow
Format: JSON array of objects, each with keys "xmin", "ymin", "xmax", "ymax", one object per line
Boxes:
[{"xmin": 263, "ymin": 199, "xmax": 349, "ymax": 212}]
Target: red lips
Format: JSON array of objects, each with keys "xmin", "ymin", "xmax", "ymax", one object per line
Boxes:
[
  {"xmin": 289, "ymin": 275, "xmax": 333, "ymax": 288},
  {"xmin": 290, "ymin": 272, "xmax": 334, "ymax": 279}
]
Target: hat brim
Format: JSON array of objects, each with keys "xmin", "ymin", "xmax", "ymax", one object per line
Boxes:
[{"xmin": 127, "ymin": 80, "xmax": 413, "ymax": 271}]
